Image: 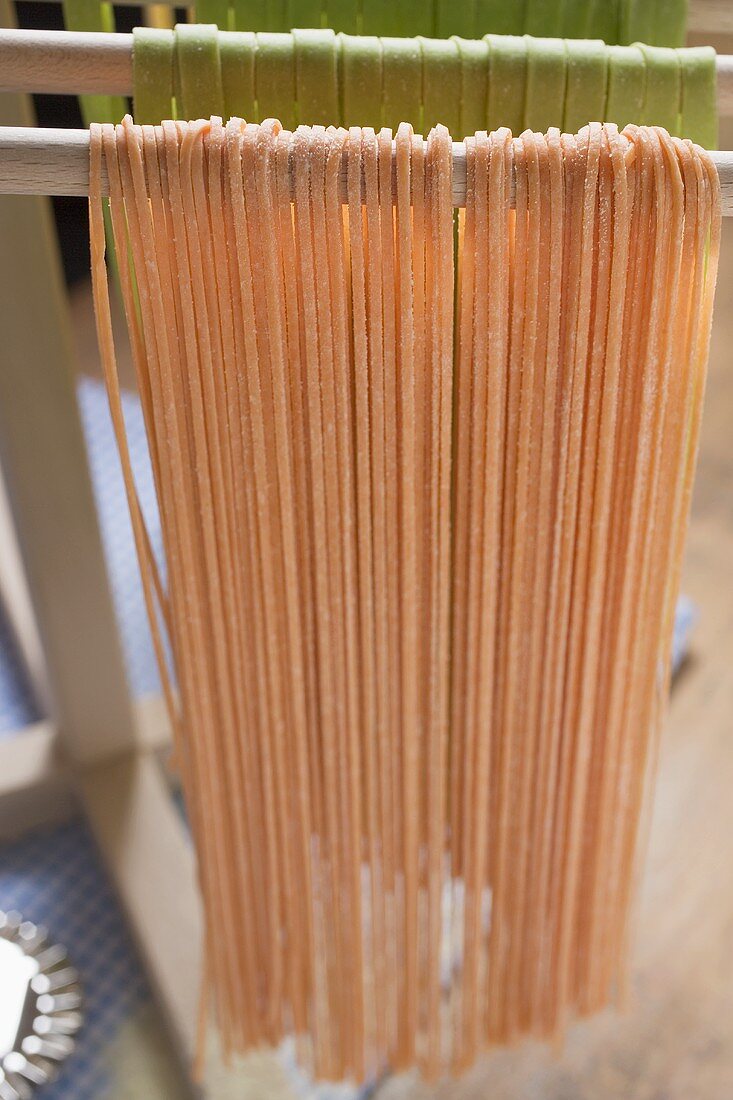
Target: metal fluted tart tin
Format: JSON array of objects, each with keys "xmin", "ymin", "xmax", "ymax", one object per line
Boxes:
[{"xmin": 0, "ymin": 910, "xmax": 83, "ymax": 1099}]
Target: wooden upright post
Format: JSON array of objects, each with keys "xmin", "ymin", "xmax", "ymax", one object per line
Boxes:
[{"xmin": 0, "ymin": 0, "xmax": 136, "ymax": 761}]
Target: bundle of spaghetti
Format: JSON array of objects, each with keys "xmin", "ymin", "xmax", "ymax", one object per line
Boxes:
[
  {"xmin": 88, "ymin": 116, "xmax": 719, "ymax": 1084},
  {"xmin": 450, "ymin": 122, "xmax": 719, "ymax": 1061}
]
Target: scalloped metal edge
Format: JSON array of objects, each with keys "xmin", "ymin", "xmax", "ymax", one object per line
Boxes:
[{"xmin": 0, "ymin": 910, "xmax": 83, "ymax": 1100}]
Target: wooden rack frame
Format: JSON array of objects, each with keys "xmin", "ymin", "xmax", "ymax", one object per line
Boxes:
[
  {"xmin": 1, "ymin": 125, "xmax": 733, "ymax": 211},
  {"xmin": 0, "ymin": 3, "xmax": 730, "ymax": 1096},
  {"xmin": 0, "ymin": 0, "xmax": 202, "ymax": 1087}
]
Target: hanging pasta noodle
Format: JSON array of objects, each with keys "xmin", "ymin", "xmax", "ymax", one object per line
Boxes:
[
  {"xmin": 174, "ymin": 0, "xmax": 691, "ymax": 45},
  {"xmin": 89, "ymin": 115, "xmax": 719, "ymax": 1084},
  {"xmin": 131, "ymin": 29, "xmax": 719, "ymax": 148}
]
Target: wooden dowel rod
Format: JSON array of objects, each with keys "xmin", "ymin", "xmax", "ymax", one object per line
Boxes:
[
  {"xmin": 1, "ymin": 126, "xmax": 732, "ymax": 212},
  {"xmin": 0, "ymin": 126, "xmax": 96, "ymax": 196},
  {"xmin": 0, "ymin": 27, "xmax": 733, "ymax": 113},
  {"xmin": 0, "ymin": 30, "xmax": 133, "ymax": 95}
]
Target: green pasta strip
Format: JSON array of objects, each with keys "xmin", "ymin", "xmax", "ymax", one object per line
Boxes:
[
  {"xmin": 524, "ymin": 34, "xmax": 566, "ymax": 132},
  {"xmin": 65, "ymin": 0, "xmax": 124, "ymax": 284},
  {"xmin": 196, "ymin": 0, "xmax": 230, "ymax": 29},
  {"xmin": 63, "ymin": 0, "xmax": 126, "ymax": 125},
  {"xmin": 650, "ymin": 0, "xmax": 687, "ymax": 46},
  {"xmin": 437, "ymin": 0, "xmax": 475, "ymax": 40},
  {"xmin": 340, "ymin": 33, "xmax": 383, "ymax": 127},
  {"xmin": 637, "ymin": 43, "xmax": 681, "ymax": 134},
  {"xmin": 525, "ymin": 0, "xmax": 562, "ymax": 37},
  {"xmin": 486, "ymin": 33, "xmax": 527, "ymax": 133},
  {"xmin": 260, "ymin": 0, "xmax": 289, "ymax": 32},
  {"xmin": 620, "ymin": 0, "xmax": 653, "ymax": 47},
  {"xmin": 420, "ymin": 35, "xmax": 462, "ymax": 134},
  {"xmin": 622, "ymin": 1, "xmax": 690, "ymax": 49},
  {"xmin": 286, "ymin": 0, "xmax": 323, "ymax": 28},
  {"xmin": 220, "ymin": 31, "xmax": 257, "ymax": 118},
  {"xmin": 231, "ymin": 0, "xmax": 269, "ymax": 31},
  {"xmin": 133, "ymin": 27, "xmax": 175, "ymax": 124},
  {"xmin": 605, "ymin": 44, "xmax": 645, "ymax": 129},
  {"xmin": 403, "ymin": 0, "xmax": 435, "ymax": 37},
  {"xmin": 680, "ymin": 45, "xmax": 718, "ymax": 148},
  {"xmin": 324, "ymin": 0, "xmax": 359, "ymax": 34},
  {"xmin": 192, "ymin": 0, "xmax": 687, "ymax": 43},
  {"xmin": 361, "ymin": 0, "xmax": 419, "ymax": 37},
  {"xmin": 62, "ymin": 0, "xmax": 113, "ymax": 39},
  {"xmin": 255, "ymin": 32, "xmax": 297, "ymax": 127},
  {"xmin": 476, "ymin": 0, "xmax": 525, "ymax": 36},
  {"xmin": 589, "ymin": 0, "xmax": 618, "ymax": 45},
  {"xmin": 563, "ymin": 39, "xmax": 607, "ymax": 133},
  {"xmin": 293, "ymin": 28, "xmax": 340, "ymax": 125},
  {"xmin": 560, "ymin": 0, "xmax": 592, "ymax": 38},
  {"xmin": 175, "ymin": 24, "xmax": 225, "ymax": 119},
  {"xmin": 381, "ymin": 35, "xmax": 422, "ymax": 131},
  {"xmin": 453, "ymin": 35, "xmax": 489, "ymax": 136}
]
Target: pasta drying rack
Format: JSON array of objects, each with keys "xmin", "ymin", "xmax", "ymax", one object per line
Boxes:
[
  {"xmin": 1, "ymin": 27, "xmax": 733, "ymax": 203},
  {"xmin": 0, "ymin": 0, "xmax": 731, "ymax": 1095}
]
